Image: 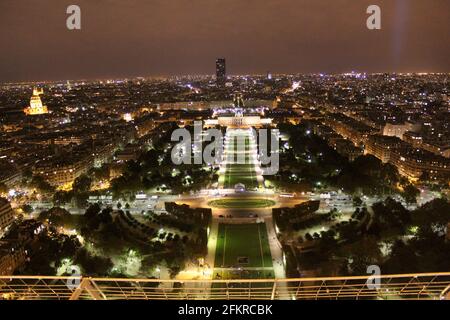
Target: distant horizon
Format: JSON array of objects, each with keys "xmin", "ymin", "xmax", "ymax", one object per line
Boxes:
[{"xmin": 2, "ymin": 70, "xmax": 449, "ymax": 86}]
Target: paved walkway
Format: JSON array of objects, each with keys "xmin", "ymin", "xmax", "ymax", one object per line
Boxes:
[
  {"xmin": 265, "ymin": 215, "xmax": 290, "ymax": 299},
  {"xmin": 205, "ymin": 219, "xmax": 219, "ymax": 274}
]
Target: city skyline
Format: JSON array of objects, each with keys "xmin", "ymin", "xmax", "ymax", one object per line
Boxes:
[
  {"xmin": 0, "ymin": 0, "xmax": 449, "ymax": 304},
  {"xmin": 1, "ymin": 69, "xmax": 449, "ymax": 301},
  {"xmin": 0, "ymin": 0, "xmax": 449, "ymax": 82}
]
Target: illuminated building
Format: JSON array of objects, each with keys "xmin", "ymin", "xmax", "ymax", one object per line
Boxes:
[
  {"xmin": 0, "ymin": 245, "xmax": 26, "ymax": 276},
  {"xmin": 0, "ymin": 198, "xmax": 14, "ymax": 234},
  {"xmin": 23, "ymin": 88, "xmax": 49, "ymax": 115},
  {"xmin": 0, "ymin": 220, "xmax": 44, "ymax": 276},
  {"xmin": 365, "ymin": 135, "xmax": 450, "ymax": 182},
  {"xmin": 365, "ymin": 135, "xmax": 407, "ymax": 163},
  {"xmin": 123, "ymin": 113, "xmax": 133, "ymax": 122},
  {"xmin": 34, "ymin": 157, "xmax": 93, "ymax": 187},
  {"xmin": 216, "ymin": 58, "xmax": 226, "ymax": 85},
  {"xmin": 382, "ymin": 122, "xmax": 421, "ymax": 139},
  {"xmin": 93, "ymin": 143, "xmax": 116, "ymax": 167},
  {"xmin": 324, "ymin": 113, "xmax": 377, "ymax": 146},
  {"xmin": 390, "ymin": 149, "xmax": 450, "ymax": 182},
  {"xmin": 213, "ymin": 115, "xmax": 271, "ymax": 128},
  {"xmin": 205, "ymin": 94, "xmax": 272, "ymax": 128},
  {"xmin": 313, "ymin": 123, "xmax": 363, "ymax": 161}
]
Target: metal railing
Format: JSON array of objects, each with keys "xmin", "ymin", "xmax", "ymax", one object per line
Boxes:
[{"xmin": 1, "ymin": 272, "xmax": 450, "ymax": 300}]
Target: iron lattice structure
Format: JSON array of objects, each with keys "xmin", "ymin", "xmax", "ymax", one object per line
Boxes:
[{"xmin": 1, "ymin": 272, "xmax": 450, "ymax": 300}]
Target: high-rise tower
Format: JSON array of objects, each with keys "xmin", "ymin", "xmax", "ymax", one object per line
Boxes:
[{"xmin": 216, "ymin": 58, "xmax": 226, "ymax": 85}]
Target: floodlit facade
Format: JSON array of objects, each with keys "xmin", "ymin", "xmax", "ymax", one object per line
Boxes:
[{"xmin": 23, "ymin": 88, "xmax": 49, "ymax": 115}]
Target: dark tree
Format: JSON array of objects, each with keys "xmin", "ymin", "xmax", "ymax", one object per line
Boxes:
[{"xmin": 402, "ymin": 184, "xmax": 420, "ymax": 205}]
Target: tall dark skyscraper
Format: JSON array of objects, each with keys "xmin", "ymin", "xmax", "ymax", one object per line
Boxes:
[{"xmin": 216, "ymin": 58, "xmax": 226, "ymax": 85}]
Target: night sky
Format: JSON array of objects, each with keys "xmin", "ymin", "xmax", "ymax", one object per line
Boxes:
[{"xmin": 0, "ymin": 0, "xmax": 449, "ymax": 82}]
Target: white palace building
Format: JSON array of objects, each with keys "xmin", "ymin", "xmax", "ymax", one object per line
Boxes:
[{"xmin": 204, "ymin": 93, "xmax": 272, "ymax": 129}]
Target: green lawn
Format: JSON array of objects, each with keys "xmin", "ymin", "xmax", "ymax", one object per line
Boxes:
[
  {"xmin": 214, "ymin": 223, "xmax": 273, "ymax": 269},
  {"xmin": 223, "ymin": 136, "xmax": 259, "ymax": 189},
  {"xmin": 224, "ymin": 175, "xmax": 259, "ymax": 189},
  {"xmin": 225, "ymin": 164, "xmax": 255, "ymax": 170},
  {"xmin": 208, "ymin": 198, "xmax": 276, "ymax": 209}
]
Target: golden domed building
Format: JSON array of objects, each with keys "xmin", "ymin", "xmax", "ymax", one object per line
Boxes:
[{"xmin": 24, "ymin": 88, "xmax": 49, "ymax": 115}]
